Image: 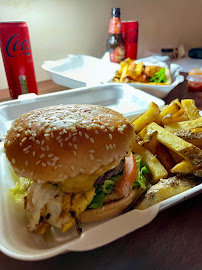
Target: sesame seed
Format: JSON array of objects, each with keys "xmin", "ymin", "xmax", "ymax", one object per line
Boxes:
[
  {"xmin": 95, "ymin": 130, "xmax": 99, "ymax": 134},
  {"xmin": 53, "ymin": 156, "xmax": 59, "ymax": 161},
  {"xmin": 32, "ymin": 151, "xmax": 36, "ymax": 157},
  {"xmin": 47, "ymin": 161, "xmax": 52, "ymax": 166},
  {"xmin": 113, "ymin": 144, "xmax": 116, "ymax": 149},
  {"xmin": 24, "ymin": 150, "xmax": 30, "ymax": 154},
  {"xmin": 59, "ymin": 173, "xmax": 64, "ymax": 177},
  {"xmin": 64, "ymin": 137, "xmax": 69, "ymax": 141},
  {"xmin": 52, "ymin": 162, "xmax": 56, "ymax": 167},
  {"xmin": 79, "ymin": 131, "xmax": 82, "ymax": 136},
  {"xmin": 41, "ymin": 140, "xmax": 45, "ymax": 145},
  {"xmin": 64, "ymin": 174, "xmax": 67, "ymax": 178},
  {"xmin": 44, "ymin": 133, "xmax": 50, "ymax": 137},
  {"xmin": 31, "ymin": 171, "xmax": 34, "ymax": 177},
  {"xmin": 40, "ymin": 153, "xmax": 45, "ymax": 158},
  {"xmin": 25, "ymin": 160, "xmax": 28, "ymax": 166},
  {"xmin": 90, "ymin": 154, "xmax": 94, "ymax": 160},
  {"xmin": 36, "ymin": 140, "xmax": 40, "ymax": 144},
  {"xmin": 74, "ymin": 144, "xmax": 78, "ymax": 150},
  {"xmin": 109, "ymin": 134, "xmax": 113, "ymax": 140},
  {"xmin": 73, "ymin": 136, "xmax": 77, "ymax": 142},
  {"xmin": 85, "ymin": 133, "xmax": 89, "ymax": 139},
  {"xmin": 96, "ymin": 159, "xmax": 102, "ymax": 162},
  {"xmin": 106, "ymin": 144, "xmax": 109, "ymax": 150},
  {"xmin": 12, "ymin": 158, "xmax": 15, "ymax": 164},
  {"xmin": 109, "ymin": 144, "xmax": 113, "ymax": 150},
  {"xmin": 18, "ymin": 127, "xmax": 23, "ymax": 132},
  {"xmin": 59, "ymin": 131, "xmax": 64, "ymax": 135},
  {"xmin": 36, "ymin": 160, "xmax": 41, "ymax": 165},
  {"xmin": 46, "ymin": 128, "xmax": 52, "ymax": 133},
  {"xmin": 51, "ymin": 132, "xmax": 54, "ymax": 138},
  {"xmin": 68, "ymin": 142, "xmax": 73, "ymax": 147},
  {"xmin": 89, "ymin": 149, "xmax": 95, "ymax": 153},
  {"xmin": 90, "ymin": 138, "xmax": 94, "ymax": 143},
  {"xmin": 22, "ymin": 137, "xmax": 27, "ymax": 143},
  {"xmin": 41, "ymin": 147, "xmax": 46, "ymax": 152},
  {"xmin": 60, "ymin": 142, "xmax": 63, "ymax": 148},
  {"xmin": 56, "ymin": 135, "xmax": 61, "ymax": 141},
  {"xmin": 16, "ymin": 134, "xmax": 20, "ymax": 137},
  {"xmin": 46, "ymin": 145, "xmax": 50, "ymax": 151},
  {"xmin": 73, "ymin": 151, "xmax": 77, "ymax": 156},
  {"xmin": 71, "ymin": 165, "xmax": 75, "ymax": 171},
  {"xmin": 42, "ymin": 163, "xmax": 46, "ymax": 167},
  {"xmin": 58, "ymin": 164, "xmax": 62, "ymax": 168},
  {"xmin": 48, "ymin": 154, "xmax": 54, "ymax": 158}
]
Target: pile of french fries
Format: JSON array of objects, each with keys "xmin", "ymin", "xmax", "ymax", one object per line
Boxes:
[{"xmin": 132, "ymin": 98, "xmax": 202, "ymax": 184}]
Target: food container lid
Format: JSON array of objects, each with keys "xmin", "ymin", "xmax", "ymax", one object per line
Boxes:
[{"xmin": 186, "ymin": 74, "xmax": 202, "ymax": 82}]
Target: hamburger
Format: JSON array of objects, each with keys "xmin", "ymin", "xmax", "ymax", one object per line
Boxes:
[{"xmin": 4, "ymin": 104, "xmax": 148, "ymax": 234}]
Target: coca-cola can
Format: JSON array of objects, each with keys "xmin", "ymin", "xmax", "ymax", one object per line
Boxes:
[
  {"xmin": 121, "ymin": 21, "xmax": 139, "ymax": 60},
  {"xmin": 0, "ymin": 21, "xmax": 38, "ymax": 98}
]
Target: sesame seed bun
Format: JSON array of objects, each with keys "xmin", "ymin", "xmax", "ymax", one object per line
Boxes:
[{"xmin": 4, "ymin": 104, "xmax": 135, "ymax": 193}]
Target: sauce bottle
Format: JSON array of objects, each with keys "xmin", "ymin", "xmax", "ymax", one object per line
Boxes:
[{"xmin": 106, "ymin": 8, "xmax": 125, "ymax": 63}]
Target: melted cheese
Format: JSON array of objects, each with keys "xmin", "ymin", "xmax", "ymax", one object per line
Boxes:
[
  {"xmin": 58, "ymin": 158, "xmax": 122, "ymax": 193},
  {"xmin": 62, "ymin": 187, "xmax": 95, "ymax": 232}
]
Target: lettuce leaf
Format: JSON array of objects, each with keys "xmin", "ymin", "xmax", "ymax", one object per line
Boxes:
[
  {"xmin": 88, "ymin": 155, "xmax": 150, "ymax": 209},
  {"xmin": 9, "ymin": 177, "xmax": 32, "ymax": 201},
  {"xmin": 133, "ymin": 154, "xmax": 149, "ymax": 189},
  {"xmin": 88, "ymin": 175, "xmax": 121, "ymax": 209},
  {"xmin": 150, "ymin": 67, "xmax": 166, "ymax": 83}
]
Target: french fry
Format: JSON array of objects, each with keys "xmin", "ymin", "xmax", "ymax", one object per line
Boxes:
[
  {"xmin": 171, "ymin": 160, "xmax": 198, "ymax": 174},
  {"xmin": 156, "ymin": 144, "xmax": 175, "ymax": 175},
  {"xmin": 172, "ymin": 108, "xmax": 185, "ymax": 118},
  {"xmin": 135, "ymin": 175, "xmax": 198, "ymax": 210},
  {"xmin": 146, "ymin": 122, "xmax": 202, "ymax": 166},
  {"xmin": 181, "ymin": 99, "xmax": 201, "ymax": 120},
  {"xmin": 168, "ymin": 149, "xmax": 183, "ymax": 163},
  {"xmin": 156, "ymin": 102, "xmax": 181, "ymax": 124},
  {"xmin": 193, "ymin": 169, "xmax": 202, "ymax": 177},
  {"xmin": 162, "ymin": 113, "xmax": 188, "ymax": 125},
  {"xmin": 144, "ymin": 132, "xmax": 158, "ymax": 155},
  {"xmin": 120, "ymin": 64, "xmax": 128, "ymax": 82},
  {"xmin": 132, "ymin": 140, "xmax": 168, "ymax": 184},
  {"xmin": 164, "ymin": 117, "xmax": 202, "ymax": 133},
  {"xmin": 170, "ymin": 98, "xmax": 182, "ymax": 107},
  {"xmin": 132, "ymin": 102, "xmax": 159, "ymax": 133},
  {"xmin": 173, "ymin": 129, "xmax": 202, "ymax": 148}
]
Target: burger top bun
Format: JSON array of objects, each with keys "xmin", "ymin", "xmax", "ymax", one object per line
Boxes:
[{"xmin": 4, "ymin": 104, "xmax": 135, "ymax": 192}]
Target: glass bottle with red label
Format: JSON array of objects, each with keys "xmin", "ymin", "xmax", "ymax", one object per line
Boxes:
[{"xmin": 106, "ymin": 8, "xmax": 125, "ymax": 63}]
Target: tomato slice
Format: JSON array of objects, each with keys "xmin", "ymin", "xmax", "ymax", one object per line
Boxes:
[{"xmin": 115, "ymin": 153, "xmax": 137, "ymax": 197}]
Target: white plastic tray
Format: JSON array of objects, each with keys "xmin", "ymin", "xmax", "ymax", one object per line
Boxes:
[
  {"xmin": 42, "ymin": 55, "xmax": 184, "ymax": 98},
  {"xmin": 0, "ymin": 85, "xmax": 201, "ymax": 261},
  {"xmin": 0, "ymin": 83, "xmax": 164, "ymax": 140}
]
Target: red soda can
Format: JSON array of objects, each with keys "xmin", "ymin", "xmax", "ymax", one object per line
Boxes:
[
  {"xmin": 0, "ymin": 21, "xmax": 38, "ymax": 98},
  {"xmin": 121, "ymin": 21, "xmax": 139, "ymax": 60}
]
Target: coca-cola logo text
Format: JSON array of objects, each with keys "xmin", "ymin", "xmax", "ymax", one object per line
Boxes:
[
  {"xmin": 6, "ymin": 34, "xmax": 31, "ymax": 57},
  {"xmin": 125, "ymin": 29, "xmax": 138, "ymax": 43}
]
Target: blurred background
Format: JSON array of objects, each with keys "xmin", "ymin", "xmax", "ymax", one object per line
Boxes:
[{"xmin": 0, "ymin": 0, "xmax": 202, "ymax": 90}]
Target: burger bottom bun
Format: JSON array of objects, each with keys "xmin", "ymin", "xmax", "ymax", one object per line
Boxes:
[{"xmin": 79, "ymin": 187, "xmax": 144, "ymax": 223}]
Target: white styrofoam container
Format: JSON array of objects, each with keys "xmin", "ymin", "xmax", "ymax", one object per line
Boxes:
[
  {"xmin": 0, "ymin": 84, "xmax": 201, "ymax": 261},
  {"xmin": 0, "ymin": 84, "xmax": 165, "ymax": 140},
  {"xmin": 42, "ymin": 55, "xmax": 184, "ymax": 98}
]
